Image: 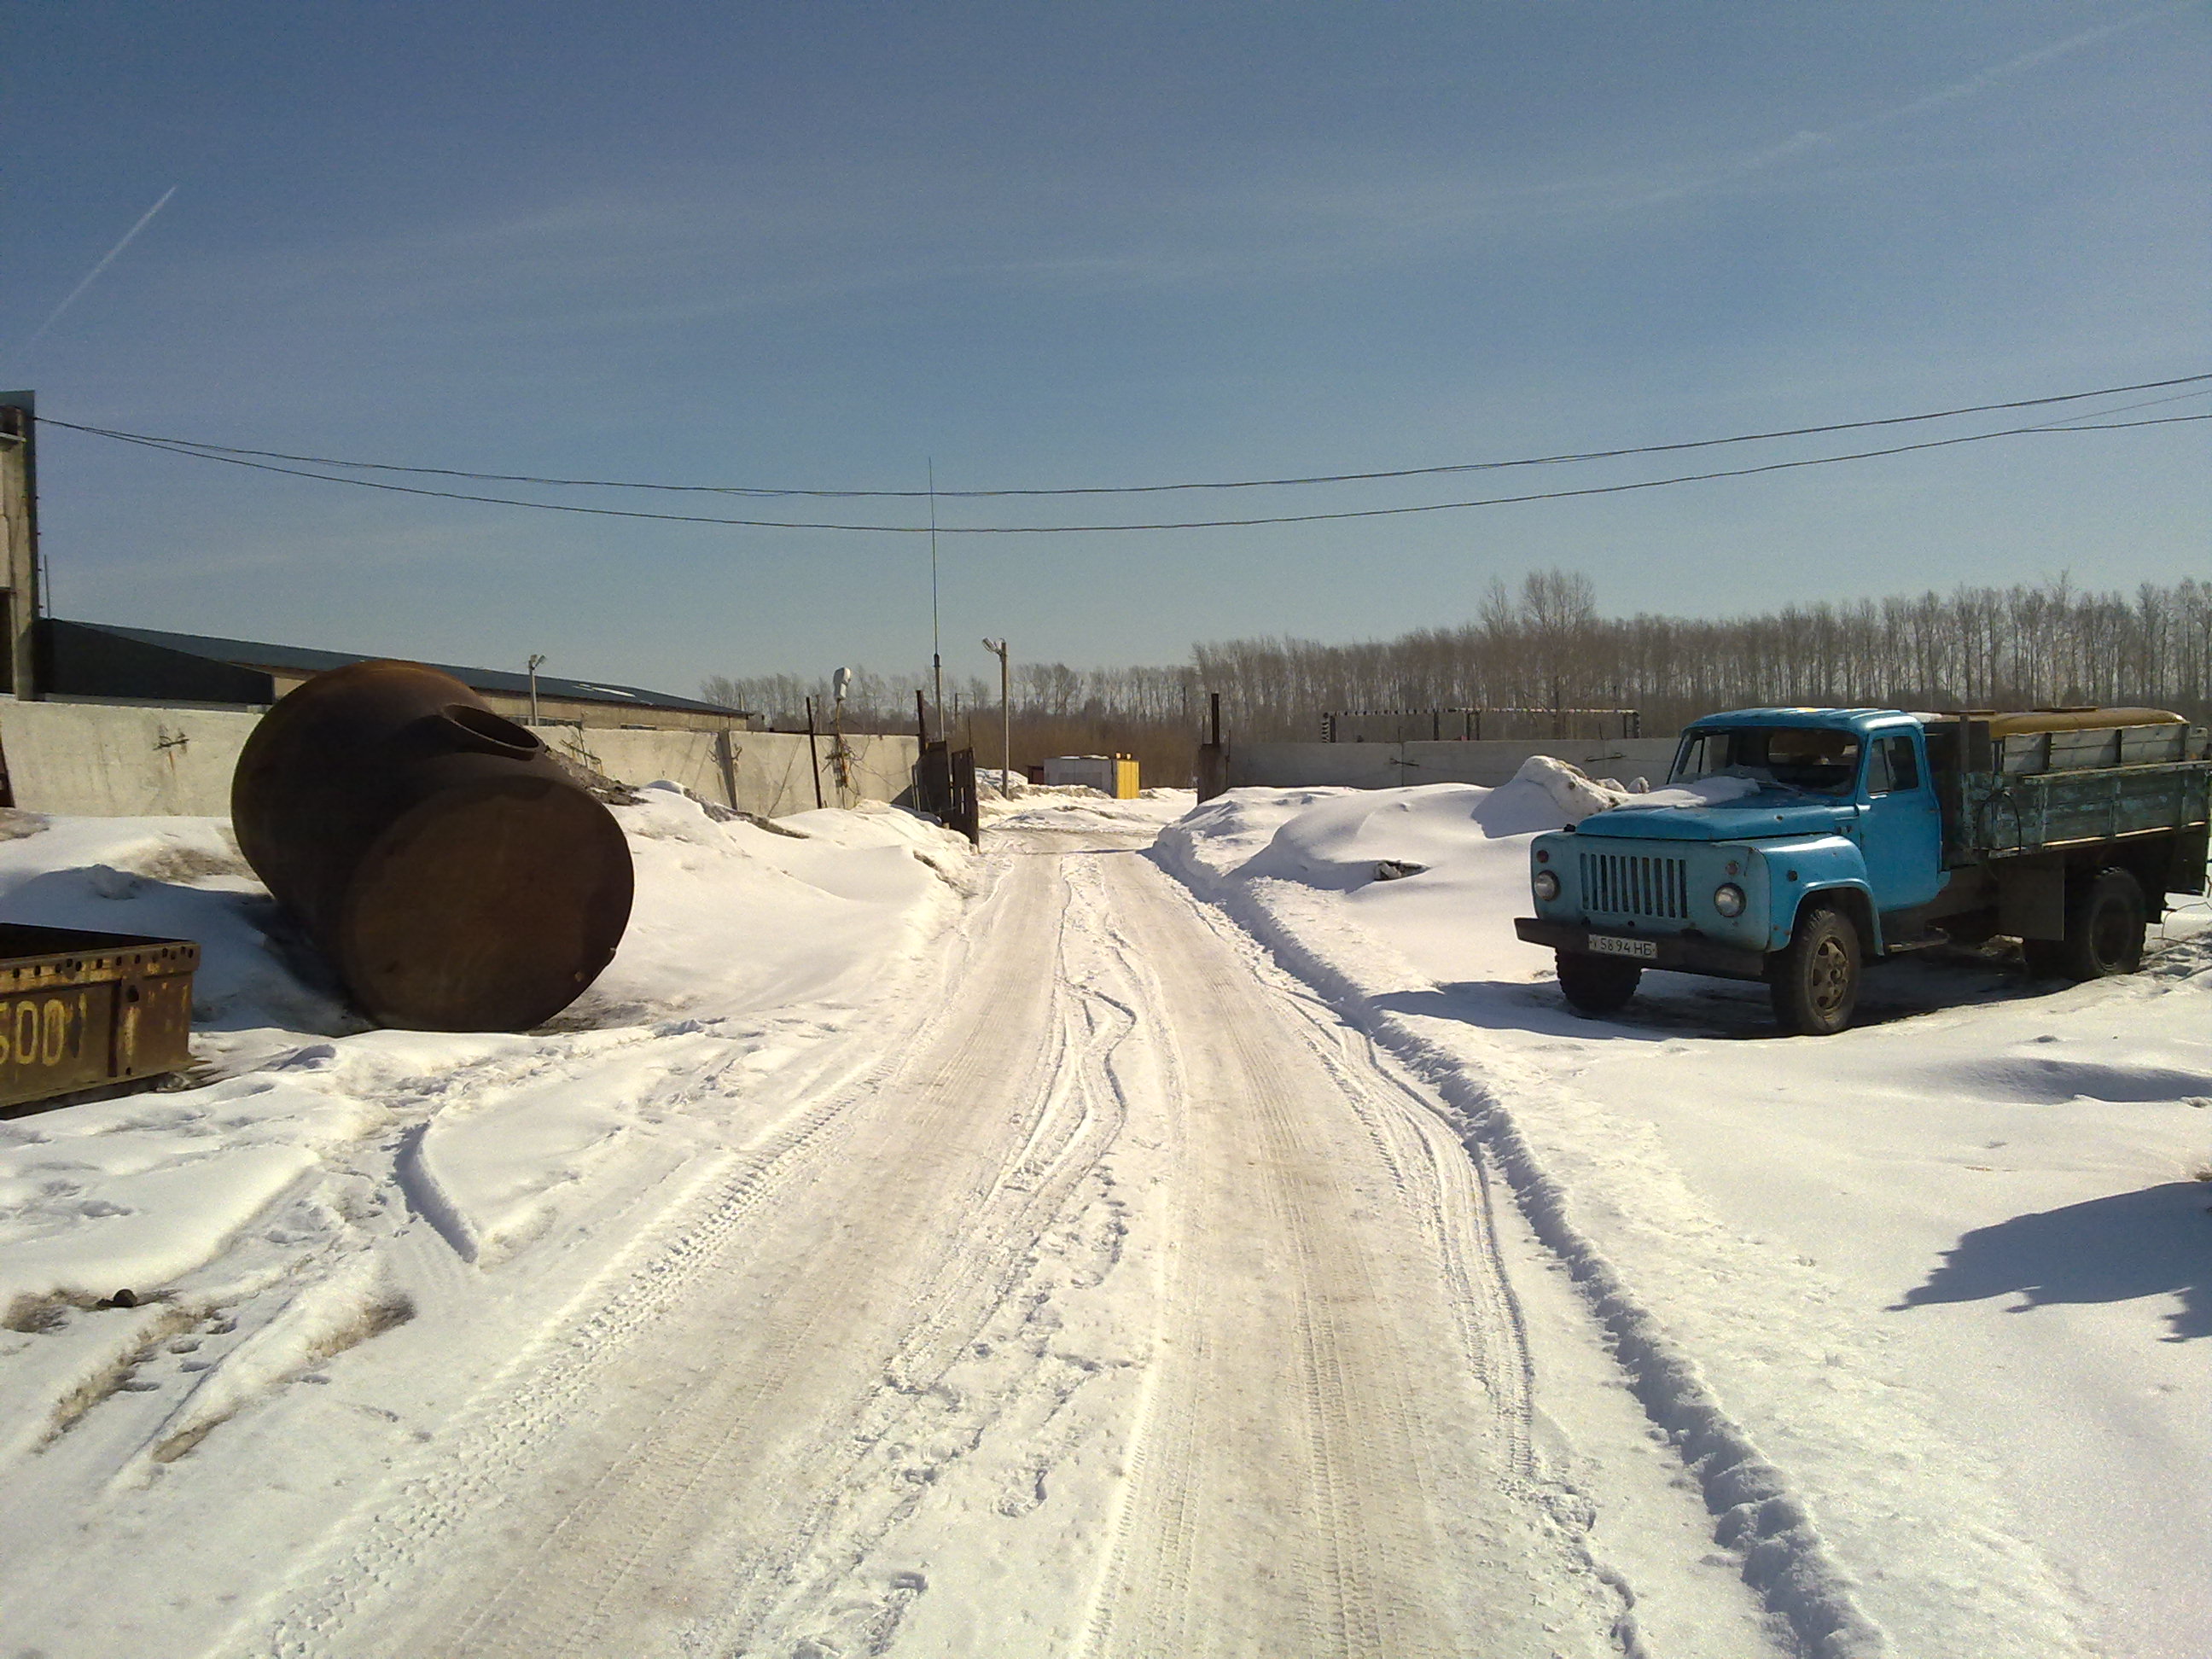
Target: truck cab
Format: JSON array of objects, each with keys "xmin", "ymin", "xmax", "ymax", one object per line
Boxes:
[{"xmin": 1514, "ymin": 706, "xmax": 2211, "ymax": 1034}]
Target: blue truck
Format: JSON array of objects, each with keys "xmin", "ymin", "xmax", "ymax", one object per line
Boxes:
[{"xmin": 1514, "ymin": 706, "xmax": 2212, "ymax": 1034}]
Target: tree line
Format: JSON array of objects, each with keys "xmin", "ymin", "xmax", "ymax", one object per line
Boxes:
[{"xmin": 707, "ymin": 574, "xmax": 2212, "ymax": 785}]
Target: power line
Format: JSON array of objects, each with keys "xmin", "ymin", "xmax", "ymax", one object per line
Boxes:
[
  {"xmin": 35, "ymin": 371, "xmax": 2211, "ymax": 499},
  {"xmin": 45, "ymin": 408, "xmax": 2207, "ymax": 535}
]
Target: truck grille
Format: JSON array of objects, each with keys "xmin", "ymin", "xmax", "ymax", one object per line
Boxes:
[{"xmin": 1580, "ymin": 851, "xmax": 1690, "ymax": 920}]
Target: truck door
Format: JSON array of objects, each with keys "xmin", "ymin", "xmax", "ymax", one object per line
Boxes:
[{"xmin": 1858, "ymin": 731, "xmax": 1946, "ymax": 914}]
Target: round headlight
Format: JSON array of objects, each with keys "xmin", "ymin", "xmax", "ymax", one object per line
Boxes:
[
  {"xmin": 1713, "ymin": 882, "xmax": 1746, "ymax": 917},
  {"xmin": 1533, "ymin": 870, "xmax": 1561, "ymax": 901}
]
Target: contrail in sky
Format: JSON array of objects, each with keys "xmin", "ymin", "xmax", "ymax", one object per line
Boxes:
[
  {"xmin": 5, "ymin": 185, "xmax": 178, "ymax": 366},
  {"xmin": 1651, "ymin": 0, "xmax": 2196, "ymax": 201}
]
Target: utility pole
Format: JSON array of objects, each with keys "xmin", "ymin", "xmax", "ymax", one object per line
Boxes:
[
  {"xmin": 0, "ymin": 391, "xmax": 42, "ymax": 700},
  {"xmin": 526, "ymin": 653, "xmax": 545, "ymax": 724},
  {"xmin": 981, "ymin": 637, "xmax": 1010, "ymax": 795},
  {"xmin": 927, "ymin": 459, "xmax": 944, "ymax": 739},
  {"xmin": 804, "ymin": 696, "xmax": 825, "ymax": 810}
]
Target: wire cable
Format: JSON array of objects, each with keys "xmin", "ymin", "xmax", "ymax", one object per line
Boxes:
[
  {"xmin": 35, "ymin": 371, "xmax": 2211, "ymax": 500},
  {"xmin": 53, "ymin": 409, "xmax": 2209, "ymax": 535}
]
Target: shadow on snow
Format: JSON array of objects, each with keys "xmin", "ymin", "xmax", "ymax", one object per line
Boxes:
[{"xmin": 1892, "ymin": 1181, "xmax": 2212, "ymax": 1342}]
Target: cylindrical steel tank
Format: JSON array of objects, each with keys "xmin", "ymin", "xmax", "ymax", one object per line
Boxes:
[{"xmin": 231, "ymin": 660, "xmax": 634, "ymax": 1032}]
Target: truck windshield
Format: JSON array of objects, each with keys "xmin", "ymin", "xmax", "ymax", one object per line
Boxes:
[{"xmin": 1673, "ymin": 726, "xmax": 1862, "ymax": 797}]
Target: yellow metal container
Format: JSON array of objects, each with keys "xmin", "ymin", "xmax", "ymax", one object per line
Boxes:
[{"xmin": 0, "ymin": 924, "xmax": 198, "ymax": 1110}]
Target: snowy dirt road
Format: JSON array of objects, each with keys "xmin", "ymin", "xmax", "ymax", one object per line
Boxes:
[
  {"xmin": 214, "ymin": 830, "xmax": 1734, "ymax": 1657},
  {"xmin": 9, "ymin": 784, "xmax": 2196, "ymax": 1656}
]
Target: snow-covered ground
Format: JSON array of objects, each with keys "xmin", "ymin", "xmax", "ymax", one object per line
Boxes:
[
  {"xmin": 0, "ymin": 787, "xmax": 981, "ymax": 1653},
  {"xmin": 1158, "ymin": 771, "xmax": 2212, "ymax": 1659},
  {"xmin": 0, "ymin": 769, "xmax": 2203, "ymax": 1657},
  {"xmin": 981, "ymin": 779, "xmax": 1199, "ymax": 838},
  {"xmin": 0, "ymin": 788, "xmax": 975, "ymax": 1315}
]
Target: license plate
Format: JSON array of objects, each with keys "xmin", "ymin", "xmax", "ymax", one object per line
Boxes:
[{"xmin": 1588, "ymin": 934, "xmax": 1657, "ymax": 960}]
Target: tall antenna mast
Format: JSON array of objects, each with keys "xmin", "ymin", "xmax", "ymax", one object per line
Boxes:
[{"xmin": 928, "ymin": 457, "xmax": 943, "ymax": 738}]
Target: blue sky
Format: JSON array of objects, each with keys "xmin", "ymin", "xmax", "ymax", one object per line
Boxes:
[{"xmin": 4, "ymin": 2, "xmax": 2206, "ymax": 701}]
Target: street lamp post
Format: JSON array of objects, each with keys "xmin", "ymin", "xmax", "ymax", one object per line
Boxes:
[
  {"xmin": 527, "ymin": 653, "xmax": 546, "ymax": 724},
  {"xmin": 981, "ymin": 637, "xmax": 1010, "ymax": 796}
]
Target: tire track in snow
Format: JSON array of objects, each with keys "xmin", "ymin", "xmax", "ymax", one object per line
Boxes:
[
  {"xmin": 230, "ymin": 859, "xmax": 1024, "ymax": 1655},
  {"xmin": 1150, "ymin": 833, "xmax": 1890, "ymax": 1659},
  {"xmin": 692, "ymin": 852, "xmax": 1145, "ymax": 1650},
  {"xmin": 1080, "ymin": 854, "xmax": 1621, "ymax": 1657},
  {"xmin": 239, "ymin": 850, "xmax": 1130, "ymax": 1657}
]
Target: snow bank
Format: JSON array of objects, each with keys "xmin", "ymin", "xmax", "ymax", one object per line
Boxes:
[
  {"xmin": 579, "ymin": 784, "xmax": 975, "ymax": 1021},
  {"xmin": 1162, "ymin": 757, "xmax": 1624, "ymax": 982}
]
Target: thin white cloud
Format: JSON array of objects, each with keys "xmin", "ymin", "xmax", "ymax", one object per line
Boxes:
[{"xmin": 1654, "ymin": 0, "xmax": 2195, "ymax": 200}]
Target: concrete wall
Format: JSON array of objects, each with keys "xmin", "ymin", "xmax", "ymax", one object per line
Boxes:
[
  {"xmin": 743, "ymin": 731, "xmax": 918, "ymax": 818},
  {"xmin": 0, "ymin": 699, "xmax": 919, "ymax": 820},
  {"xmin": 537, "ymin": 725, "xmax": 733, "ymax": 806},
  {"xmin": 1225, "ymin": 737, "xmax": 1682, "ymax": 793},
  {"xmin": 0, "ymin": 700, "xmax": 259, "ymax": 815},
  {"xmin": 540, "ymin": 724, "xmax": 918, "ymax": 818}
]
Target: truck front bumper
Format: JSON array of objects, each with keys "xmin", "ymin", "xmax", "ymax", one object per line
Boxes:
[{"xmin": 1514, "ymin": 917, "xmax": 1768, "ymax": 981}]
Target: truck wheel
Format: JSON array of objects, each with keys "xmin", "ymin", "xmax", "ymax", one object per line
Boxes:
[
  {"xmin": 1557, "ymin": 951, "xmax": 1640, "ymax": 1016},
  {"xmin": 1769, "ymin": 903, "xmax": 1860, "ymax": 1035},
  {"xmin": 2056, "ymin": 867, "xmax": 2146, "ymax": 981}
]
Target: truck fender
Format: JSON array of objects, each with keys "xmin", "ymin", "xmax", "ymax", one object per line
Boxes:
[{"xmin": 1765, "ymin": 836, "xmax": 1879, "ymax": 954}]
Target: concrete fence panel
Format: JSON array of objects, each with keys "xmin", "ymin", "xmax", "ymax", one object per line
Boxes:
[
  {"xmin": 0, "ymin": 701, "xmax": 263, "ymax": 816},
  {"xmin": 536, "ymin": 725, "xmax": 919, "ymax": 818},
  {"xmin": 539, "ymin": 725, "xmax": 731, "ymax": 805},
  {"xmin": 1225, "ymin": 737, "xmax": 1681, "ymax": 793},
  {"xmin": 1, "ymin": 701, "xmax": 923, "ymax": 821}
]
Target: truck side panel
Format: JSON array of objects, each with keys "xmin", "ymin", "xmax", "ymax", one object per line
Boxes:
[{"xmin": 1961, "ymin": 762, "xmax": 2210, "ymax": 858}]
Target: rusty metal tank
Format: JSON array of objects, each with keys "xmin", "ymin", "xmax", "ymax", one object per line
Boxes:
[{"xmin": 231, "ymin": 660, "xmax": 633, "ymax": 1031}]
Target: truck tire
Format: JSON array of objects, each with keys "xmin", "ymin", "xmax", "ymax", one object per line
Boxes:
[
  {"xmin": 1557, "ymin": 950, "xmax": 1640, "ymax": 1016},
  {"xmin": 2055, "ymin": 867, "xmax": 2146, "ymax": 981},
  {"xmin": 1769, "ymin": 902, "xmax": 1860, "ymax": 1035}
]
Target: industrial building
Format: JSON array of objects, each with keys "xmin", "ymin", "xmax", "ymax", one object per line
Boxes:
[
  {"xmin": 2, "ymin": 392, "xmax": 743, "ymax": 732},
  {"xmin": 37, "ymin": 620, "xmax": 748, "ymax": 732}
]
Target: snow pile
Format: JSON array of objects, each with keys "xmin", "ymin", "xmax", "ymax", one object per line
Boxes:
[
  {"xmin": 1158, "ymin": 780, "xmax": 2212, "ymax": 1658},
  {"xmin": 583, "ymin": 784, "xmax": 975, "ymax": 1020},
  {"xmin": 1169, "ymin": 756, "xmax": 1623, "ymax": 883},
  {"xmin": 0, "ymin": 812, "xmax": 357, "ymax": 1033},
  {"xmin": 1503, "ymin": 753, "xmax": 1635, "ymax": 822},
  {"xmin": 1162, "ymin": 767, "xmax": 1586, "ymax": 982}
]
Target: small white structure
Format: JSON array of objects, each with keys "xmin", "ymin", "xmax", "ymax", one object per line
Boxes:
[{"xmin": 1042, "ymin": 754, "xmax": 1138, "ymax": 797}]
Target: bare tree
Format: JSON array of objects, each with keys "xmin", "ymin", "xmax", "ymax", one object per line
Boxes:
[{"xmin": 704, "ymin": 575, "xmax": 2209, "ymax": 786}]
